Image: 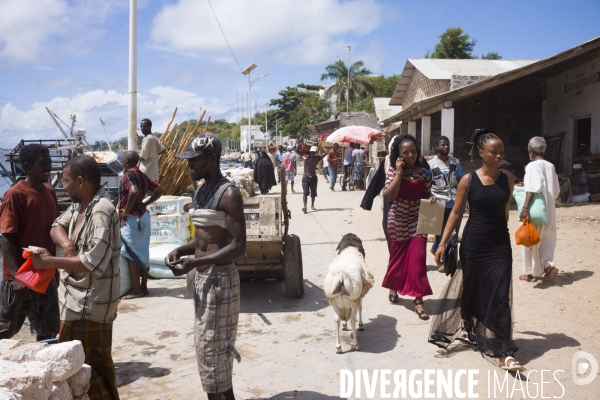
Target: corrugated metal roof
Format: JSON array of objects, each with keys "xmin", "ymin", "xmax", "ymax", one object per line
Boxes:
[
  {"xmin": 407, "ymin": 58, "xmax": 538, "ymax": 80},
  {"xmin": 373, "ymin": 98, "xmax": 402, "ymax": 122}
]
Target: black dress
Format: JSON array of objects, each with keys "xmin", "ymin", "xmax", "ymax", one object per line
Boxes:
[{"xmin": 429, "ymin": 171, "xmax": 517, "ymax": 359}]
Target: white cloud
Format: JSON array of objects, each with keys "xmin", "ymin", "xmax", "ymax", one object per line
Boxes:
[
  {"xmin": 0, "ymin": 86, "xmax": 230, "ymax": 148},
  {"xmin": 150, "ymin": 0, "xmax": 384, "ymax": 66},
  {"xmin": 0, "ymin": 0, "xmax": 124, "ymax": 65}
]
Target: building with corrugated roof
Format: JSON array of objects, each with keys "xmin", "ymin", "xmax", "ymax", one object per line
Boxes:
[{"xmin": 383, "ymin": 37, "xmax": 600, "ymax": 179}]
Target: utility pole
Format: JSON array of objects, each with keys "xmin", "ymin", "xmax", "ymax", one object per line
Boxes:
[
  {"xmin": 128, "ymin": 0, "xmax": 138, "ymax": 150},
  {"xmin": 265, "ymin": 103, "xmax": 268, "ymax": 142}
]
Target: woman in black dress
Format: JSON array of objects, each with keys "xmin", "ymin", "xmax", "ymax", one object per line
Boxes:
[{"xmin": 429, "ymin": 129, "xmax": 524, "ymax": 372}]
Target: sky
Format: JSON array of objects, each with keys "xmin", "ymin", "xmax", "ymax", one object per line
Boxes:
[{"xmin": 0, "ymin": 0, "xmax": 599, "ymax": 148}]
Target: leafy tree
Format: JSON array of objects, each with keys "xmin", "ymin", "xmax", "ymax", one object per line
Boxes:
[
  {"xmin": 320, "ymin": 60, "xmax": 374, "ymax": 111},
  {"xmin": 264, "ymin": 84, "xmax": 331, "ymax": 138},
  {"xmin": 369, "ymin": 74, "xmax": 399, "ymax": 97},
  {"xmin": 425, "ymin": 27, "xmax": 476, "ymax": 59},
  {"xmin": 352, "ymin": 95, "xmax": 374, "ymax": 114},
  {"xmin": 481, "ymin": 51, "xmax": 502, "ymax": 60}
]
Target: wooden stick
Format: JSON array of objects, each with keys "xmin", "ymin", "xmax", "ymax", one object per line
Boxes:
[
  {"xmin": 163, "ymin": 107, "xmax": 178, "ymax": 136},
  {"xmin": 192, "ymin": 110, "xmax": 206, "ymax": 134},
  {"xmin": 201, "ymin": 117, "xmax": 211, "ymax": 133}
]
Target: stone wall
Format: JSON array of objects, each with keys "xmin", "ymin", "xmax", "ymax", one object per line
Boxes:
[
  {"xmin": 451, "ymin": 75, "xmax": 497, "ymax": 90},
  {"xmin": 402, "ymin": 69, "xmax": 450, "ymax": 108}
]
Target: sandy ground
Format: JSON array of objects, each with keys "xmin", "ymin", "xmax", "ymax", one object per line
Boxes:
[{"xmin": 10, "ymin": 176, "xmax": 600, "ymax": 399}]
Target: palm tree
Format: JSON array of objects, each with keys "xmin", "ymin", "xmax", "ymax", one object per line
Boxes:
[{"xmin": 320, "ymin": 60, "xmax": 374, "ymax": 112}]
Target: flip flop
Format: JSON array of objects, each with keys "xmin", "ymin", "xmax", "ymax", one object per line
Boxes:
[
  {"xmin": 542, "ymin": 267, "xmax": 559, "ymax": 282},
  {"xmin": 518, "ymin": 275, "xmax": 538, "ymax": 282},
  {"xmin": 501, "ymin": 356, "xmax": 526, "ymax": 372},
  {"xmin": 458, "ymin": 330, "xmax": 476, "ymax": 346},
  {"xmin": 302, "ymin": 207, "xmax": 307, "ymax": 214}
]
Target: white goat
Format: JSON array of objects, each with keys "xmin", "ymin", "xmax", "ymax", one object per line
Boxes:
[{"xmin": 324, "ymin": 233, "xmax": 374, "ymax": 353}]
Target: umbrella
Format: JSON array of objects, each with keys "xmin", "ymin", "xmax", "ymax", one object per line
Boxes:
[{"xmin": 326, "ymin": 125, "xmax": 385, "ymax": 146}]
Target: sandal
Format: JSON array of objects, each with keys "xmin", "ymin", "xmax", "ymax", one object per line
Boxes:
[
  {"xmin": 388, "ymin": 294, "xmax": 399, "ymax": 303},
  {"xmin": 458, "ymin": 330, "xmax": 476, "ymax": 346},
  {"xmin": 542, "ymin": 266, "xmax": 559, "ymax": 282},
  {"xmin": 500, "ymin": 356, "xmax": 526, "ymax": 372},
  {"xmin": 414, "ymin": 300, "xmax": 429, "ymax": 320}
]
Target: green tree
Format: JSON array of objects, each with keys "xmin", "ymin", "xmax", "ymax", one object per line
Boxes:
[
  {"xmin": 264, "ymin": 84, "xmax": 331, "ymax": 138},
  {"xmin": 352, "ymin": 95, "xmax": 374, "ymax": 114},
  {"xmin": 425, "ymin": 27, "xmax": 477, "ymax": 59},
  {"xmin": 369, "ymin": 74, "xmax": 399, "ymax": 97},
  {"xmin": 481, "ymin": 51, "xmax": 502, "ymax": 60},
  {"xmin": 320, "ymin": 60, "xmax": 374, "ymax": 111}
]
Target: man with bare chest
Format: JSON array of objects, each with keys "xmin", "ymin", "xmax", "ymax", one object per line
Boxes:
[{"xmin": 165, "ymin": 134, "xmax": 246, "ymax": 400}]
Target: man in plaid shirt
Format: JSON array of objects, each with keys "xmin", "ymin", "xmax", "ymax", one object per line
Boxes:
[{"xmin": 32, "ymin": 155, "xmax": 120, "ymax": 400}]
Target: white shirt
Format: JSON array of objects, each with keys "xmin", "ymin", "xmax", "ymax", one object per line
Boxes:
[{"xmin": 139, "ymin": 135, "xmax": 165, "ymax": 181}]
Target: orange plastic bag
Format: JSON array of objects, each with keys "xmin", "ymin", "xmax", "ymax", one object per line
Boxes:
[
  {"xmin": 14, "ymin": 249, "xmax": 55, "ymax": 294},
  {"xmin": 515, "ymin": 218, "xmax": 541, "ymax": 247}
]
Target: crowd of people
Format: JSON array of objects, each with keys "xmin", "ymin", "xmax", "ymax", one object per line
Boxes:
[{"xmin": 0, "ymin": 117, "xmax": 591, "ymax": 398}]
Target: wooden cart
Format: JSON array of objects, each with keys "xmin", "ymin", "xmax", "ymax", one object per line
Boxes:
[{"xmin": 233, "ymin": 168, "xmax": 304, "ymax": 297}]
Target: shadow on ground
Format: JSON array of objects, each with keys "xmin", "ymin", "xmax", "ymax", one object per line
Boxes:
[
  {"xmin": 534, "ymin": 270, "xmax": 593, "ymax": 289},
  {"xmin": 353, "ymin": 314, "xmax": 400, "ymax": 354},
  {"xmin": 115, "ymin": 361, "xmax": 171, "ymax": 386},
  {"xmin": 240, "ymin": 279, "xmax": 328, "ymax": 313},
  {"xmin": 253, "ymin": 391, "xmax": 341, "ymax": 399},
  {"xmin": 513, "ymin": 331, "xmax": 581, "ymax": 364}
]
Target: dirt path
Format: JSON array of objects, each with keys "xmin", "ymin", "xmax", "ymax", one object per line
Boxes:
[{"xmin": 11, "ymin": 176, "xmax": 600, "ymax": 399}]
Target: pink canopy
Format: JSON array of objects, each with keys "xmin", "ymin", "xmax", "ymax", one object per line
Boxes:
[{"xmin": 325, "ymin": 125, "xmax": 385, "ymax": 146}]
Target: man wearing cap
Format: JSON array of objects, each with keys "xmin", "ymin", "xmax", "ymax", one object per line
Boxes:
[
  {"xmin": 165, "ymin": 134, "xmax": 246, "ymax": 400},
  {"xmin": 301, "ymin": 146, "xmax": 328, "ymax": 214}
]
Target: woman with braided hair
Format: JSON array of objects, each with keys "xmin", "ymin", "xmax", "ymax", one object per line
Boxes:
[
  {"xmin": 382, "ymin": 134, "xmax": 435, "ymax": 320},
  {"xmin": 429, "ymin": 129, "xmax": 524, "ymax": 372}
]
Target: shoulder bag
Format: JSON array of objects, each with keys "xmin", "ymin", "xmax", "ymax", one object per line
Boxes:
[{"xmin": 443, "ymin": 172, "xmax": 473, "ymax": 277}]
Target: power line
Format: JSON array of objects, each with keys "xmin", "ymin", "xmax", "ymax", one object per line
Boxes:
[
  {"xmin": 206, "ymin": 0, "xmax": 242, "ymax": 71},
  {"xmin": 206, "ymin": 0, "xmax": 264, "ymax": 112}
]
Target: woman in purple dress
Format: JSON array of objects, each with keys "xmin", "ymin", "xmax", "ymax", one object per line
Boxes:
[{"xmin": 383, "ymin": 134, "xmax": 436, "ymax": 320}]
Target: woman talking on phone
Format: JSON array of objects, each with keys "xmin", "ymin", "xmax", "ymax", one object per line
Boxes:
[
  {"xmin": 429, "ymin": 129, "xmax": 524, "ymax": 372},
  {"xmin": 382, "ymin": 134, "xmax": 435, "ymax": 320}
]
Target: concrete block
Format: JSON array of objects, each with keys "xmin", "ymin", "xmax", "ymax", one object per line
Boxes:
[
  {"xmin": 0, "ymin": 343, "xmax": 49, "ymax": 363},
  {"xmin": 66, "ymin": 365, "xmax": 91, "ymax": 397},
  {"xmin": 73, "ymin": 395, "xmax": 89, "ymax": 400},
  {"xmin": 48, "ymin": 381, "xmax": 72, "ymax": 400},
  {"xmin": 0, "ymin": 387, "xmax": 23, "ymax": 400},
  {"xmin": 35, "ymin": 341, "xmax": 85, "ymax": 382},
  {"xmin": 0, "ymin": 339, "xmax": 21, "ymax": 355},
  {"xmin": 0, "ymin": 360, "xmax": 52, "ymax": 400}
]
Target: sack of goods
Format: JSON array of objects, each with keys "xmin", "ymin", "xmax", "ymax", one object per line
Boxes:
[
  {"xmin": 223, "ymin": 168, "xmax": 257, "ymax": 197},
  {"xmin": 147, "ymin": 195, "xmax": 191, "ymax": 216}
]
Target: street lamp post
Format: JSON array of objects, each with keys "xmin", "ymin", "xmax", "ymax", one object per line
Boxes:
[
  {"xmin": 241, "ymin": 64, "xmax": 269, "ymax": 152},
  {"xmin": 347, "ymin": 45, "xmax": 351, "ymax": 117}
]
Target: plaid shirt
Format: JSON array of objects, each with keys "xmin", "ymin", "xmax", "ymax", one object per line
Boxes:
[{"xmin": 52, "ymin": 187, "xmax": 120, "ymax": 324}]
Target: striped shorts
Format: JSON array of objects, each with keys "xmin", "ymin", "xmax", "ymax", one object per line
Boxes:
[{"xmin": 194, "ymin": 263, "xmax": 241, "ymax": 393}]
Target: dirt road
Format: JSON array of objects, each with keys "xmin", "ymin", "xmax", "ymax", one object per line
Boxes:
[{"xmin": 11, "ymin": 175, "xmax": 600, "ymax": 399}]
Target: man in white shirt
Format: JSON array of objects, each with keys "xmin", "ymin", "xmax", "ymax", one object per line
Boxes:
[
  {"xmin": 342, "ymin": 143, "xmax": 355, "ymax": 191},
  {"xmin": 519, "ymin": 136, "xmax": 560, "ymax": 283},
  {"xmin": 138, "ymin": 119, "xmax": 166, "ymax": 182},
  {"xmin": 351, "ymin": 145, "xmax": 365, "ymax": 190}
]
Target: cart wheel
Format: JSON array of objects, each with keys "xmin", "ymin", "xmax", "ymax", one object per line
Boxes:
[
  {"xmin": 186, "ymin": 268, "xmax": 196, "ymax": 298},
  {"xmin": 283, "ymin": 234, "xmax": 304, "ymax": 298}
]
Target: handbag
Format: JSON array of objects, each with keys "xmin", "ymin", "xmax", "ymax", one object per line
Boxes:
[{"xmin": 443, "ymin": 173, "xmax": 473, "ymax": 277}]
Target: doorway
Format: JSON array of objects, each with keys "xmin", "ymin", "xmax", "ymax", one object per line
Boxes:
[{"xmin": 574, "ymin": 117, "xmax": 592, "ymax": 158}]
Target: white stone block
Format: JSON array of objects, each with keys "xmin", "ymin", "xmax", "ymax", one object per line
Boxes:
[
  {"xmin": 66, "ymin": 365, "xmax": 91, "ymax": 397},
  {"xmin": 0, "ymin": 387, "xmax": 23, "ymax": 400},
  {"xmin": 0, "ymin": 343, "xmax": 48, "ymax": 363},
  {"xmin": 72, "ymin": 395, "xmax": 89, "ymax": 400},
  {"xmin": 0, "ymin": 340, "xmax": 21, "ymax": 356},
  {"xmin": 48, "ymin": 381, "xmax": 72, "ymax": 400},
  {"xmin": 0, "ymin": 360, "xmax": 52, "ymax": 400},
  {"xmin": 35, "ymin": 341, "xmax": 85, "ymax": 382}
]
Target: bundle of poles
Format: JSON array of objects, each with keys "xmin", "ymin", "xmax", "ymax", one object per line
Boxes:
[{"xmin": 157, "ymin": 107, "xmax": 211, "ymax": 195}]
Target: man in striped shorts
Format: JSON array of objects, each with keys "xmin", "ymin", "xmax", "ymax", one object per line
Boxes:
[{"xmin": 166, "ymin": 134, "xmax": 246, "ymax": 400}]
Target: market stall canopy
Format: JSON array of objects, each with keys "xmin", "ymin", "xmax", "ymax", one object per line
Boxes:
[{"xmin": 326, "ymin": 125, "xmax": 385, "ymax": 146}]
